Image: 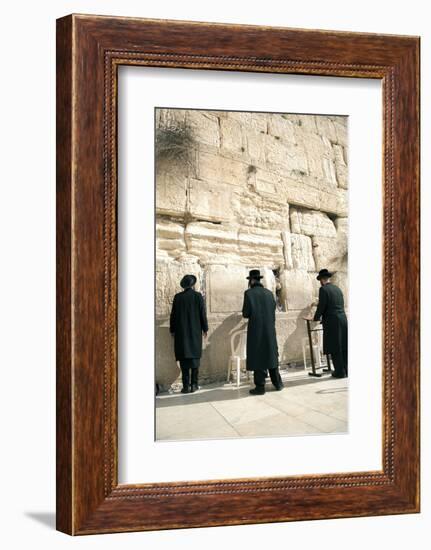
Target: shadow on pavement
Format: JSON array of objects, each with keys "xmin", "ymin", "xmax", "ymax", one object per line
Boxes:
[{"xmin": 156, "ymin": 372, "xmax": 340, "ymax": 408}]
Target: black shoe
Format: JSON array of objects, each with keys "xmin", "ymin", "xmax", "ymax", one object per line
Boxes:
[
  {"xmin": 181, "ymin": 387, "xmax": 189, "ymax": 393},
  {"xmin": 249, "ymin": 388, "xmax": 265, "ymax": 395},
  {"xmin": 190, "ymin": 384, "xmax": 198, "ymax": 393},
  {"xmin": 274, "ymin": 384, "xmax": 284, "ymax": 391},
  {"xmin": 331, "ymin": 373, "xmax": 346, "ymax": 379}
]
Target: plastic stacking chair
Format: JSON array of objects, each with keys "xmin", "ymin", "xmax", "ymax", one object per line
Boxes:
[{"xmin": 227, "ymin": 330, "xmax": 248, "ymax": 387}]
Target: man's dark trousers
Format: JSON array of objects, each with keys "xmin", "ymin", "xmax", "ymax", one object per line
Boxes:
[
  {"xmin": 180, "ymin": 358, "xmax": 199, "ymax": 389},
  {"xmin": 253, "ymin": 368, "xmax": 283, "ymax": 391},
  {"xmin": 331, "ymin": 349, "xmax": 348, "ymax": 377}
]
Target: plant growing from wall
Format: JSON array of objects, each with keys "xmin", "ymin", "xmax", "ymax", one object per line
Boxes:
[{"xmin": 155, "ymin": 121, "xmax": 195, "ymax": 166}]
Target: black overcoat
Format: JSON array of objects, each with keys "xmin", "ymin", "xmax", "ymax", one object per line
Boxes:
[
  {"xmin": 313, "ymin": 283, "xmax": 348, "ymax": 355},
  {"xmin": 242, "ymin": 284, "xmax": 279, "ymax": 371},
  {"xmin": 169, "ymin": 288, "xmax": 208, "ymax": 360}
]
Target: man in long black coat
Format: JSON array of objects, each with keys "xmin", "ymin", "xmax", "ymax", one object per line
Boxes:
[
  {"xmin": 242, "ymin": 269, "xmax": 283, "ymax": 395},
  {"xmin": 170, "ymin": 275, "xmax": 208, "ymax": 393},
  {"xmin": 313, "ymin": 268, "xmax": 348, "ymax": 378}
]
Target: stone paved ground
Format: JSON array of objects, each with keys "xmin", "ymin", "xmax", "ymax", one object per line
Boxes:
[{"xmin": 156, "ymin": 369, "xmax": 348, "ymax": 441}]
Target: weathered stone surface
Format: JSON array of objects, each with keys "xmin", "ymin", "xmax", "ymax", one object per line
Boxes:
[
  {"xmin": 279, "ymin": 269, "xmax": 319, "ymax": 311},
  {"xmin": 319, "ymin": 187, "xmax": 348, "ymax": 217},
  {"xmin": 206, "ymin": 264, "xmax": 248, "ymax": 313},
  {"xmin": 197, "ymin": 151, "xmax": 248, "ymax": 188},
  {"xmin": 276, "ymin": 311, "xmax": 314, "ymax": 363},
  {"xmin": 235, "ymin": 190, "xmax": 290, "ymax": 231},
  {"xmin": 186, "ymin": 110, "xmax": 220, "ymax": 147},
  {"xmin": 246, "ymin": 129, "xmax": 267, "ymax": 164},
  {"xmin": 316, "ymin": 116, "xmax": 337, "ymax": 143},
  {"xmin": 290, "ymin": 233, "xmax": 316, "ymax": 271},
  {"xmin": 282, "ymin": 231, "xmax": 293, "ymax": 270},
  {"xmin": 281, "ymin": 177, "xmax": 320, "ymax": 210},
  {"xmin": 184, "ymin": 222, "xmax": 285, "ymax": 268},
  {"xmin": 229, "ymin": 111, "xmax": 268, "ymax": 133},
  {"xmin": 311, "ymin": 222, "xmax": 348, "ymax": 272},
  {"xmin": 156, "ymin": 172, "xmax": 187, "ymax": 216},
  {"xmin": 157, "ymin": 108, "xmax": 186, "ymax": 128},
  {"xmin": 155, "ymin": 321, "xmax": 180, "ymax": 387},
  {"xmin": 267, "ymin": 114, "xmax": 296, "ymax": 144},
  {"xmin": 296, "ymin": 114, "xmax": 318, "ymax": 133},
  {"xmin": 155, "ymin": 256, "xmax": 202, "ymax": 317},
  {"xmin": 334, "ymin": 119, "xmax": 348, "ymax": 147},
  {"xmin": 265, "ymin": 135, "xmax": 308, "ymax": 174},
  {"xmin": 185, "ymin": 222, "xmax": 238, "ymax": 263},
  {"xmin": 220, "ymin": 117, "xmax": 246, "ymax": 155},
  {"xmin": 333, "ymin": 144, "xmax": 348, "ymax": 189},
  {"xmin": 238, "ymin": 227, "xmax": 284, "ymax": 267},
  {"xmin": 322, "ymin": 157, "xmax": 338, "ymax": 187},
  {"xmin": 335, "ymin": 217, "xmax": 348, "ymax": 241},
  {"xmin": 290, "ymin": 208, "xmax": 337, "ymax": 238},
  {"xmin": 188, "ymin": 178, "xmax": 236, "ymax": 222},
  {"xmin": 156, "ymin": 220, "xmax": 186, "ymax": 258},
  {"xmin": 155, "ymin": 109, "xmax": 349, "ymax": 386}
]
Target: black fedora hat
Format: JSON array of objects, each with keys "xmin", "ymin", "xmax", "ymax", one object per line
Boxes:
[
  {"xmin": 246, "ymin": 269, "xmax": 264, "ymax": 280},
  {"xmin": 180, "ymin": 274, "xmax": 197, "ymax": 288},
  {"xmin": 316, "ymin": 268, "xmax": 333, "ymax": 280}
]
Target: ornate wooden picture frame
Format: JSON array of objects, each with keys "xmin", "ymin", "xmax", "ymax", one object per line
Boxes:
[{"xmin": 56, "ymin": 14, "xmax": 420, "ymax": 535}]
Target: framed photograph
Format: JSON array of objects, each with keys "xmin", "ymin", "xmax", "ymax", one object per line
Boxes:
[{"xmin": 56, "ymin": 14, "xmax": 420, "ymax": 535}]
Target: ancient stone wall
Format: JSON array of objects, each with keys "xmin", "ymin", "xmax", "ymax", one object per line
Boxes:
[{"xmin": 155, "ymin": 108, "xmax": 348, "ymax": 388}]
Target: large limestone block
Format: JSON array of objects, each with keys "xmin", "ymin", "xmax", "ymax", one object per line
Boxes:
[
  {"xmin": 206, "ymin": 264, "xmax": 248, "ymax": 313},
  {"xmin": 280, "ymin": 177, "xmax": 321, "ymax": 211},
  {"xmin": 311, "ymin": 230, "xmax": 348, "ymax": 272},
  {"xmin": 333, "ymin": 144, "xmax": 348, "ymax": 189},
  {"xmin": 236, "ymin": 190, "xmax": 290, "ymax": 231},
  {"xmin": 156, "ymin": 172, "xmax": 187, "ymax": 216},
  {"xmin": 156, "ymin": 238, "xmax": 186, "ymax": 257},
  {"xmin": 282, "ymin": 231, "xmax": 293, "ymax": 270},
  {"xmin": 333, "ymin": 119, "xmax": 348, "ymax": 147},
  {"xmin": 267, "ymin": 114, "xmax": 296, "ymax": 144},
  {"xmin": 290, "ymin": 208, "xmax": 337, "ymax": 238},
  {"xmin": 335, "ymin": 217, "xmax": 348, "ymax": 240},
  {"xmin": 197, "ymin": 151, "xmax": 248, "ymax": 188},
  {"xmin": 245, "ymin": 129, "xmax": 266, "ymax": 164},
  {"xmin": 220, "ymin": 117, "xmax": 246, "ymax": 155},
  {"xmin": 295, "ymin": 114, "xmax": 318, "ymax": 133},
  {"xmin": 188, "ymin": 178, "xmax": 237, "ymax": 223},
  {"xmin": 294, "ymin": 131, "xmax": 327, "ymax": 181},
  {"xmin": 315, "ymin": 116, "xmax": 337, "ymax": 143},
  {"xmin": 185, "ymin": 223, "xmax": 285, "ymax": 267},
  {"xmin": 290, "ymin": 233, "xmax": 316, "ymax": 271},
  {"xmin": 156, "ymin": 220, "xmax": 184, "ymax": 240},
  {"xmin": 229, "ymin": 111, "xmax": 268, "ymax": 133},
  {"xmin": 156, "ymin": 220, "xmax": 186, "ymax": 258},
  {"xmin": 238, "ymin": 227, "xmax": 284, "ymax": 267},
  {"xmin": 157, "ymin": 108, "xmax": 187, "ymax": 128},
  {"xmin": 322, "ymin": 157, "xmax": 338, "ymax": 188},
  {"xmin": 265, "ymin": 135, "xmax": 308, "ymax": 174},
  {"xmin": 279, "ymin": 269, "xmax": 318, "ymax": 311},
  {"xmin": 319, "ymin": 187, "xmax": 348, "ymax": 217},
  {"xmin": 185, "ymin": 222, "xmax": 239, "ymax": 263},
  {"xmin": 156, "ymin": 256, "xmax": 202, "ymax": 317},
  {"xmin": 186, "ymin": 110, "xmax": 220, "ymax": 147}
]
